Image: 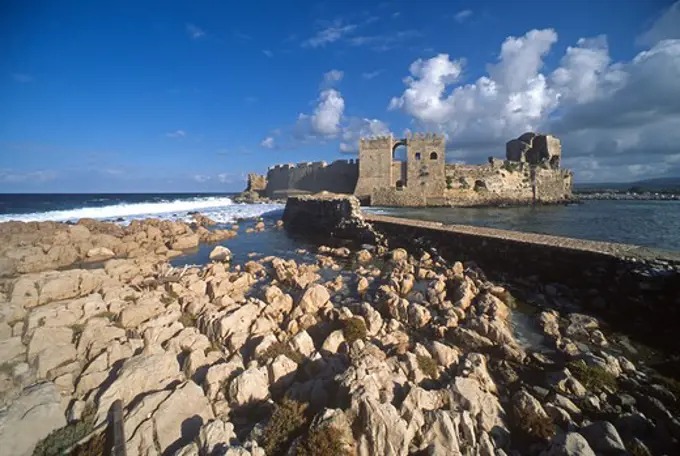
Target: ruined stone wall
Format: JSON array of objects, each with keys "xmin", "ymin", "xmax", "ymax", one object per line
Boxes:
[{"xmin": 264, "ymin": 160, "xmax": 359, "ymax": 198}]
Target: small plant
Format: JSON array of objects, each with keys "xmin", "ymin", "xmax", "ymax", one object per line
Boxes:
[
  {"xmin": 515, "ymin": 409, "xmax": 556, "ymax": 440},
  {"xmin": 33, "ymin": 406, "xmax": 95, "ymax": 456},
  {"xmin": 70, "ymin": 323, "xmax": 86, "ymax": 344},
  {"xmin": 70, "ymin": 432, "xmax": 106, "ymax": 456},
  {"xmin": 259, "ymin": 341, "xmax": 304, "ymax": 364},
  {"xmin": 568, "ymin": 360, "xmax": 618, "ymax": 392},
  {"xmin": 123, "ymin": 295, "xmax": 137, "ymax": 303},
  {"xmin": 417, "ymin": 355, "xmax": 439, "ymax": 379},
  {"xmin": 297, "ymin": 425, "xmax": 349, "ymax": 456},
  {"xmin": 445, "ymin": 176, "xmax": 453, "ymax": 190},
  {"xmin": 342, "ymin": 318, "xmax": 367, "ymax": 344},
  {"xmin": 262, "ymin": 397, "xmax": 308, "ymax": 454}
]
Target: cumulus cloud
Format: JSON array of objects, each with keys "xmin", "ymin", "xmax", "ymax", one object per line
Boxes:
[
  {"xmin": 186, "ymin": 24, "xmax": 205, "ymax": 40},
  {"xmin": 339, "ymin": 118, "xmax": 390, "ymax": 153},
  {"xmin": 388, "ymin": 26, "xmax": 680, "ymax": 181},
  {"xmin": 637, "ymin": 1, "xmax": 680, "ymax": 47},
  {"xmin": 260, "ymin": 137, "xmax": 275, "ymax": 148},
  {"xmin": 295, "ymin": 88, "xmax": 346, "ymax": 139},
  {"xmin": 454, "ymin": 10, "xmax": 472, "ymax": 22}
]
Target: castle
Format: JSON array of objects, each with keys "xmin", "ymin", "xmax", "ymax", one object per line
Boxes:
[{"xmin": 246, "ymin": 132, "xmax": 573, "ymax": 207}]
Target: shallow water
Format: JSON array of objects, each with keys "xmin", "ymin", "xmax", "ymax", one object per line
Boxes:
[{"xmin": 366, "ymin": 200, "xmax": 680, "ymax": 251}]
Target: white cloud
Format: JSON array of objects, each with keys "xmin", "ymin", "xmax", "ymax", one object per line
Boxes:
[
  {"xmin": 454, "ymin": 10, "xmax": 472, "ymax": 22},
  {"xmin": 166, "ymin": 130, "xmax": 186, "ymax": 139},
  {"xmin": 262, "ymin": 50, "xmax": 273, "ymax": 57},
  {"xmin": 260, "ymin": 137, "xmax": 275, "ymax": 148},
  {"xmin": 302, "ymin": 21, "xmax": 357, "ymax": 48},
  {"xmin": 362, "ymin": 70, "xmax": 383, "ymax": 80},
  {"xmin": 637, "ymin": 1, "xmax": 680, "ymax": 47},
  {"xmin": 186, "ymin": 24, "xmax": 205, "ymax": 40},
  {"xmin": 340, "ymin": 118, "xmax": 390, "ymax": 153},
  {"xmin": 322, "ymin": 69, "xmax": 344, "ymax": 87},
  {"xmin": 388, "ymin": 28, "xmax": 680, "ymax": 181},
  {"xmin": 348, "ymin": 30, "xmax": 421, "ymax": 51},
  {"xmin": 193, "ymin": 174, "xmax": 210, "ymax": 183},
  {"xmin": 12, "ymin": 73, "xmax": 33, "ymax": 83},
  {"xmin": 310, "ymin": 89, "xmax": 345, "ymax": 136}
]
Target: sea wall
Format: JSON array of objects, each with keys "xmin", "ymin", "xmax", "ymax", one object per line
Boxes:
[
  {"xmin": 283, "ymin": 195, "xmax": 680, "ymax": 352},
  {"xmin": 265, "ymin": 160, "xmax": 358, "ymax": 198}
]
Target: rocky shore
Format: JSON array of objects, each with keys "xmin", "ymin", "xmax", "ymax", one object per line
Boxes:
[
  {"xmin": 576, "ymin": 192, "xmax": 680, "ymax": 201},
  {"xmin": 0, "ymin": 203, "xmax": 679, "ymax": 456}
]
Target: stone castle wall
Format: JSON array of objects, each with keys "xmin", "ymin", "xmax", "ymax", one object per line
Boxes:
[
  {"xmin": 256, "ymin": 132, "xmax": 572, "ymax": 206},
  {"xmin": 264, "ymin": 159, "xmax": 358, "ymax": 198}
]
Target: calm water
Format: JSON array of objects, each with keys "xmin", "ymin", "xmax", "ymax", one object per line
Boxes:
[{"xmin": 366, "ymin": 200, "xmax": 680, "ymax": 252}]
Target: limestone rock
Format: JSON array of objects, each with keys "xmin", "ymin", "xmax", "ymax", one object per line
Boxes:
[
  {"xmin": 95, "ymin": 352, "xmax": 183, "ymax": 425},
  {"xmin": 430, "ymin": 341, "xmax": 460, "ymax": 369},
  {"xmin": 151, "ymin": 381, "xmax": 215, "ymax": 453},
  {"xmin": 321, "ymin": 329, "xmax": 346, "ymax": 354},
  {"xmin": 268, "ymin": 354, "xmax": 298, "ymax": 389},
  {"xmin": 228, "ymin": 366, "xmax": 269, "ymax": 406},
  {"xmin": 356, "ymin": 396, "xmax": 412, "ymax": 456},
  {"xmin": 86, "ymin": 246, "xmax": 115, "ymax": 260},
  {"xmin": 0, "ymin": 382, "xmax": 67, "ymax": 456},
  {"xmin": 0, "ymin": 336, "xmax": 26, "ymax": 365},
  {"xmin": 198, "ymin": 419, "xmax": 238, "ymax": 454},
  {"xmin": 580, "ymin": 421, "xmax": 625, "ymax": 454},
  {"xmin": 540, "ymin": 432, "xmax": 595, "ymax": 456},
  {"xmin": 420, "ymin": 410, "xmax": 461, "ymax": 455},
  {"xmin": 171, "ymin": 233, "xmax": 200, "ymax": 250},
  {"xmin": 297, "ymin": 284, "xmax": 330, "ymax": 314},
  {"xmin": 356, "ymin": 249, "xmax": 373, "ymax": 264},
  {"xmin": 203, "ymin": 356, "xmax": 244, "ymax": 400},
  {"xmin": 289, "ymin": 330, "xmax": 315, "ymax": 357},
  {"xmin": 209, "ymin": 246, "xmax": 233, "ymax": 262}
]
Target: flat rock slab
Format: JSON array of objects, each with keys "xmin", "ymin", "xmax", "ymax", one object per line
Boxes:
[{"xmin": 0, "ymin": 382, "xmax": 67, "ymax": 456}]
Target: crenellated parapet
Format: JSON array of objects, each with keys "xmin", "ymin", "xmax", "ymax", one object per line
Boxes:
[{"xmin": 359, "ymin": 135, "xmax": 393, "ymax": 150}]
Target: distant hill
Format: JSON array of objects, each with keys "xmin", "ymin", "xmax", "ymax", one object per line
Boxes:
[{"xmin": 575, "ymin": 176, "xmax": 680, "ymax": 193}]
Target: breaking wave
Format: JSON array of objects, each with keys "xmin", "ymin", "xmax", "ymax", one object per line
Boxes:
[{"xmin": 0, "ymin": 196, "xmax": 284, "ymax": 225}]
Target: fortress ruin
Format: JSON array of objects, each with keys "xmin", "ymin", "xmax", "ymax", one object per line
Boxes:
[{"xmin": 248, "ymin": 132, "xmax": 573, "ymax": 207}]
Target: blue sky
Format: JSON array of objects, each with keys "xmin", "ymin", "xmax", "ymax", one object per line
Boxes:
[{"xmin": 2, "ymin": 0, "xmax": 679, "ymax": 192}]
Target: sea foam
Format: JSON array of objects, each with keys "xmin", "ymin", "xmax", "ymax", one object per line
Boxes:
[{"xmin": 0, "ymin": 196, "xmax": 284, "ymax": 225}]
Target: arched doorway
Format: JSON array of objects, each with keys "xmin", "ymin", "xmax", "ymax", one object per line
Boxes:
[{"xmin": 392, "ymin": 141, "xmax": 407, "ymax": 188}]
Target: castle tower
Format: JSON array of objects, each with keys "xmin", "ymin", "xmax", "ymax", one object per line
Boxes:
[
  {"xmin": 354, "ymin": 135, "xmax": 394, "ymax": 201},
  {"xmin": 405, "ymin": 133, "xmax": 446, "ymax": 196}
]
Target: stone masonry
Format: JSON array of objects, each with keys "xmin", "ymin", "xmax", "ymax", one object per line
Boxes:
[{"xmin": 251, "ymin": 132, "xmax": 573, "ymax": 207}]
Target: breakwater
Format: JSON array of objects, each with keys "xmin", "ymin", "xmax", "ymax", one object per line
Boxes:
[{"xmin": 283, "ymin": 195, "xmax": 680, "ymax": 352}]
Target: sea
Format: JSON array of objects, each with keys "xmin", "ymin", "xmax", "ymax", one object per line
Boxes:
[{"xmin": 1, "ymin": 194, "xmax": 679, "ymax": 259}]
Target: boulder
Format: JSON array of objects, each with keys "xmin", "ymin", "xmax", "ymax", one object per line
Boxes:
[
  {"xmin": 171, "ymin": 233, "xmax": 200, "ymax": 250},
  {"xmin": 297, "ymin": 284, "xmax": 330, "ymax": 314},
  {"xmin": 321, "ymin": 330, "xmax": 346, "ymax": 354},
  {"xmin": 228, "ymin": 366, "xmax": 269, "ymax": 406},
  {"xmin": 580, "ymin": 421, "xmax": 625, "ymax": 454},
  {"xmin": 356, "ymin": 396, "xmax": 412, "ymax": 456},
  {"xmin": 209, "ymin": 246, "xmax": 232, "ymax": 262},
  {"xmin": 0, "ymin": 382, "xmax": 67, "ymax": 456},
  {"xmin": 0, "ymin": 337, "xmax": 26, "ymax": 365},
  {"xmin": 268, "ymin": 354, "xmax": 298, "ymax": 389},
  {"xmin": 419, "ymin": 410, "xmax": 461, "ymax": 455},
  {"xmin": 289, "ymin": 330, "xmax": 315, "ymax": 357},
  {"xmin": 540, "ymin": 432, "xmax": 595, "ymax": 456},
  {"xmin": 86, "ymin": 246, "xmax": 115, "ymax": 260}
]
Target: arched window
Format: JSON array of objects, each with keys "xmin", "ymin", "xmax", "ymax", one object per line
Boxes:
[
  {"xmin": 396, "ymin": 180, "xmax": 404, "ymax": 190},
  {"xmin": 430, "ymin": 151, "xmax": 438, "ymax": 160},
  {"xmin": 415, "ymin": 152, "xmax": 421, "ymax": 160}
]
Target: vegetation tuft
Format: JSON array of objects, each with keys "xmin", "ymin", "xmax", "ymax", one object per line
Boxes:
[
  {"xmin": 32, "ymin": 406, "xmax": 95, "ymax": 456},
  {"xmin": 568, "ymin": 360, "xmax": 618, "ymax": 392},
  {"xmin": 69, "ymin": 431, "xmax": 106, "ymax": 456},
  {"xmin": 259, "ymin": 341, "xmax": 304, "ymax": 365},
  {"xmin": 515, "ymin": 409, "xmax": 556, "ymax": 440},
  {"xmin": 297, "ymin": 425, "xmax": 349, "ymax": 456},
  {"xmin": 342, "ymin": 318, "xmax": 367, "ymax": 345},
  {"xmin": 417, "ymin": 355, "xmax": 439, "ymax": 379},
  {"xmin": 262, "ymin": 397, "xmax": 309, "ymax": 455}
]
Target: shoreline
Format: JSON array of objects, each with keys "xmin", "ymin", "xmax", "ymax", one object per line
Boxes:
[{"xmin": 0, "ymin": 199, "xmax": 679, "ymax": 455}]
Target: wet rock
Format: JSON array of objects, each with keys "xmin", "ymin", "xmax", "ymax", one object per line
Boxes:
[
  {"xmin": 209, "ymin": 246, "xmax": 233, "ymax": 262},
  {"xmin": 356, "ymin": 249, "xmax": 373, "ymax": 264}
]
